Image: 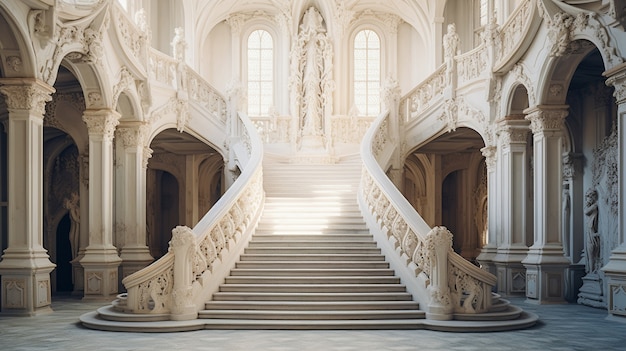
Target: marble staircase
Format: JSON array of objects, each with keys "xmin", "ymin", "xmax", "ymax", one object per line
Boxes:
[{"xmin": 79, "ymin": 156, "xmax": 537, "ymax": 332}]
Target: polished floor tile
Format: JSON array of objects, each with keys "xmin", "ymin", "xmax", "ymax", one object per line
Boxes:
[{"xmin": 0, "ymin": 296, "xmax": 624, "ymax": 351}]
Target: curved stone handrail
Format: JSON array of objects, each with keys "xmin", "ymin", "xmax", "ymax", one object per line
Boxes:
[
  {"xmin": 121, "ymin": 110, "xmax": 264, "ymax": 319},
  {"xmin": 494, "ymin": 0, "xmax": 541, "ymax": 72},
  {"xmin": 359, "ymin": 110, "xmax": 496, "ymax": 320},
  {"xmin": 400, "ymin": 64, "xmax": 446, "ymax": 123}
]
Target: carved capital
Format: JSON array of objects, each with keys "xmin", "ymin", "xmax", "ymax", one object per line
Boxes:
[
  {"xmin": 0, "ymin": 79, "xmax": 55, "ymax": 117},
  {"xmin": 497, "ymin": 116, "xmax": 530, "ymax": 145},
  {"xmin": 481, "ymin": 146, "xmax": 497, "ymax": 171},
  {"xmin": 82, "ymin": 109, "xmax": 121, "ymax": 141},
  {"xmin": 524, "ymin": 106, "xmax": 568, "ymax": 134},
  {"xmin": 169, "ymin": 225, "xmax": 195, "ymax": 251},
  {"xmin": 604, "ymin": 63, "xmax": 626, "ymax": 104},
  {"xmin": 116, "ymin": 124, "xmax": 147, "ymax": 149}
]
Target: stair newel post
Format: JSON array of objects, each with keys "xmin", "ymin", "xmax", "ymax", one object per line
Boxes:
[
  {"xmin": 169, "ymin": 226, "xmax": 198, "ymax": 320},
  {"xmin": 426, "ymin": 226, "xmax": 454, "ymax": 320}
]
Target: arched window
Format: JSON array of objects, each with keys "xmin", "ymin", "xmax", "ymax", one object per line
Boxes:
[
  {"xmin": 354, "ymin": 29, "xmax": 381, "ymax": 117},
  {"xmin": 247, "ymin": 29, "xmax": 273, "ymax": 117},
  {"xmin": 354, "ymin": 29, "xmax": 380, "ymax": 116}
]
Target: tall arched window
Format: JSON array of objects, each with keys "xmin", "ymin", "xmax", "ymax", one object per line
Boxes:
[
  {"xmin": 247, "ymin": 29, "xmax": 273, "ymax": 117},
  {"xmin": 354, "ymin": 29, "xmax": 381, "ymax": 117}
]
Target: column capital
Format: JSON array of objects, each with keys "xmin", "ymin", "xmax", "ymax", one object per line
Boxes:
[
  {"xmin": 523, "ymin": 105, "xmax": 569, "ymax": 134},
  {"xmin": 0, "ymin": 79, "xmax": 55, "ymax": 117},
  {"xmin": 116, "ymin": 122, "xmax": 149, "ymax": 149},
  {"xmin": 497, "ymin": 115, "xmax": 530, "ymax": 145},
  {"xmin": 82, "ymin": 109, "xmax": 121, "ymax": 141},
  {"xmin": 480, "ymin": 145, "xmax": 497, "ymax": 171},
  {"xmin": 604, "ymin": 62, "xmax": 626, "ymax": 104}
]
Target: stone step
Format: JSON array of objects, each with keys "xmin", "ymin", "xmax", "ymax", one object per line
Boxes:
[
  {"xmin": 238, "ymin": 253, "xmax": 386, "ymax": 261},
  {"xmin": 234, "ymin": 260, "xmax": 390, "ymax": 269},
  {"xmin": 218, "ymin": 284, "xmax": 407, "ymax": 293},
  {"xmin": 211, "ymin": 291, "xmax": 414, "ymax": 302},
  {"xmin": 198, "ymin": 309, "xmax": 425, "ymax": 320},
  {"xmin": 252, "ymin": 234, "xmax": 374, "ymax": 241},
  {"xmin": 204, "ymin": 300, "xmax": 419, "ymax": 311},
  {"xmin": 247, "ymin": 240, "xmax": 378, "ymax": 248},
  {"xmin": 223, "ymin": 276, "xmax": 400, "ymax": 285},
  {"xmin": 228, "ymin": 268, "xmax": 395, "ymax": 276},
  {"xmin": 197, "ymin": 318, "xmax": 424, "ymax": 330},
  {"xmin": 243, "ymin": 247, "xmax": 381, "ymax": 255}
]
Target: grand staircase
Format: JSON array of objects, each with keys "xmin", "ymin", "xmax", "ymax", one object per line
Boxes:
[
  {"xmin": 80, "ymin": 155, "xmax": 537, "ymax": 332},
  {"xmin": 198, "ymin": 157, "xmax": 425, "ymax": 329}
]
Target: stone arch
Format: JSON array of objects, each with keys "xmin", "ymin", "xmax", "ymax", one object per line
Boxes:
[{"xmin": 0, "ymin": 3, "xmax": 37, "ymax": 78}]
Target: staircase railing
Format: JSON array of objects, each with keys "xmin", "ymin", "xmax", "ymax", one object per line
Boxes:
[
  {"xmin": 359, "ymin": 109, "xmax": 496, "ymax": 320},
  {"xmin": 121, "ymin": 112, "xmax": 264, "ymax": 320}
]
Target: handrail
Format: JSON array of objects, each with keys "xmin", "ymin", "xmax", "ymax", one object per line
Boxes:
[
  {"xmin": 359, "ymin": 110, "xmax": 496, "ymax": 319},
  {"xmin": 493, "ymin": 0, "xmax": 541, "ymax": 72},
  {"xmin": 400, "ymin": 64, "xmax": 446, "ymax": 123},
  {"xmin": 122, "ymin": 107, "xmax": 264, "ymax": 319}
]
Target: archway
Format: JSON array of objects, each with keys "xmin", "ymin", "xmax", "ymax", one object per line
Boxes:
[{"xmin": 403, "ymin": 127, "xmax": 486, "ymax": 261}]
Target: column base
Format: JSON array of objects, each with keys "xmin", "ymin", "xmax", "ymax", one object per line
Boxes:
[
  {"xmin": 80, "ymin": 247, "xmax": 122, "ymax": 300},
  {"xmin": 494, "ymin": 262, "xmax": 527, "ymax": 296},
  {"xmin": 523, "ymin": 262, "xmax": 569, "ymax": 304},
  {"xmin": 120, "ymin": 248, "xmax": 154, "ymax": 292},
  {"xmin": 602, "ymin": 246, "xmax": 626, "ymax": 318},
  {"xmin": 0, "ymin": 263, "xmax": 55, "ymax": 316}
]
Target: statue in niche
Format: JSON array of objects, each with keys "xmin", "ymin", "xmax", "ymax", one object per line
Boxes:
[
  {"xmin": 584, "ymin": 188, "xmax": 601, "ymax": 274},
  {"xmin": 290, "ymin": 7, "xmax": 334, "ymax": 150},
  {"xmin": 63, "ymin": 192, "xmax": 80, "ymax": 260}
]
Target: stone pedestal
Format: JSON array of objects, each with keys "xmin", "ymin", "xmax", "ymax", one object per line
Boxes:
[
  {"xmin": 524, "ymin": 261, "xmax": 569, "ymax": 303},
  {"xmin": 578, "ymin": 272, "xmax": 605, "ymax": 307},
  {"xmin": 496, "ymin": 262, "xmax": 527, "ymax": 296}
]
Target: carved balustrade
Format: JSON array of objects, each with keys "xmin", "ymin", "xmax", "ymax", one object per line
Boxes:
[
  {"xmin": 360, "ymin": 111, "xmax": 496, "ymax": 318},
  {"xmin": 111, "ymin": 3, "xmax": 148, "ymax": 66},
  {"xmin": 400, "ymin": 64, "xmax": 446, "ymax": 123},
  {"xmin": 148, "ymin": 49, "xmax": 177, "ymax": 87},
  {"xmin": 187, "ymin": 68, "xmax": 227, "ymax": 123},
  {"xmin": 122, "ymin": 111, "xmax": 264, "ymax": 318},
  {"xmin": 456, "ymin": 44, "xmax": 489, "ymax": 87},
  {"xmin": 494, "ymin": 0, "xmax": 540, "ymax": 71}
]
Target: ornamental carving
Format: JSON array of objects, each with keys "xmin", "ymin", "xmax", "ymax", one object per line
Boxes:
[
  {"xmin": 510, "ymin": 64, "xmax": 536, "ymax": 106},
  {"xmin": 168, "ymin": 226, "xmax": 195, "ymax": 251},
  {"xmin": 0, "ymin": 84, "xmax": 53, "ymax": 116},
  {"xmin": 526, "ymin": 109, "xmax": 568, "ymax": 134},
  {"xmin": 82, "ymin": 111, "xmax": 120, "ymax": 140},
  {"xmin": 113, "ymin": 67, "xmax": 136, "ymax": 108},
  {"xmin": 290, "ymin": 7, "xmax": 335, "ymax": 150},
  {"xmin": 605, "ymin": 69, "xmax": 626, "ymax": 103},
  {"xmin": 6, "ymin": 56, "xmax": 23, "ymax": 72},
  {"xmin": 547, "ymin": 12, "xmax": 588, "ymax": 57},
  {"xmin": 481, "ymin": 146, "xmax": 497, "ymax": 171}
]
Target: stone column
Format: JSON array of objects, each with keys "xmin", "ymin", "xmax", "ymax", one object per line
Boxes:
[
  {"xmin": 0, "ymin": 79, "xmax": 56, "ymax": 315},
  {"xmin": 79, "ymin": 109, "xmax": 122, "ymax": 300},
  {"xmin": 522, "ymin": 105, "xmax": 570, "ymax": 303},
  {"xmin": 602, "ymin": 63, "xmax": 626, "ymax": 317},
  {"xmin": 476, "ymin": 145, "xmax": 498, "ymax": 277},
  {"xmin": 115, "ymin": 124, "xmax": 153, "ymax": 281},
  {"xmin": 493, "ymin": 115, "xmax": 531, "ymax": 296}
]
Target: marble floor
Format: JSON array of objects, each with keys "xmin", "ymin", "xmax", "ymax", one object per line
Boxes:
[{"xmin": 0, "ymin": 295, "xmax": 624, "ymax": 351}]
